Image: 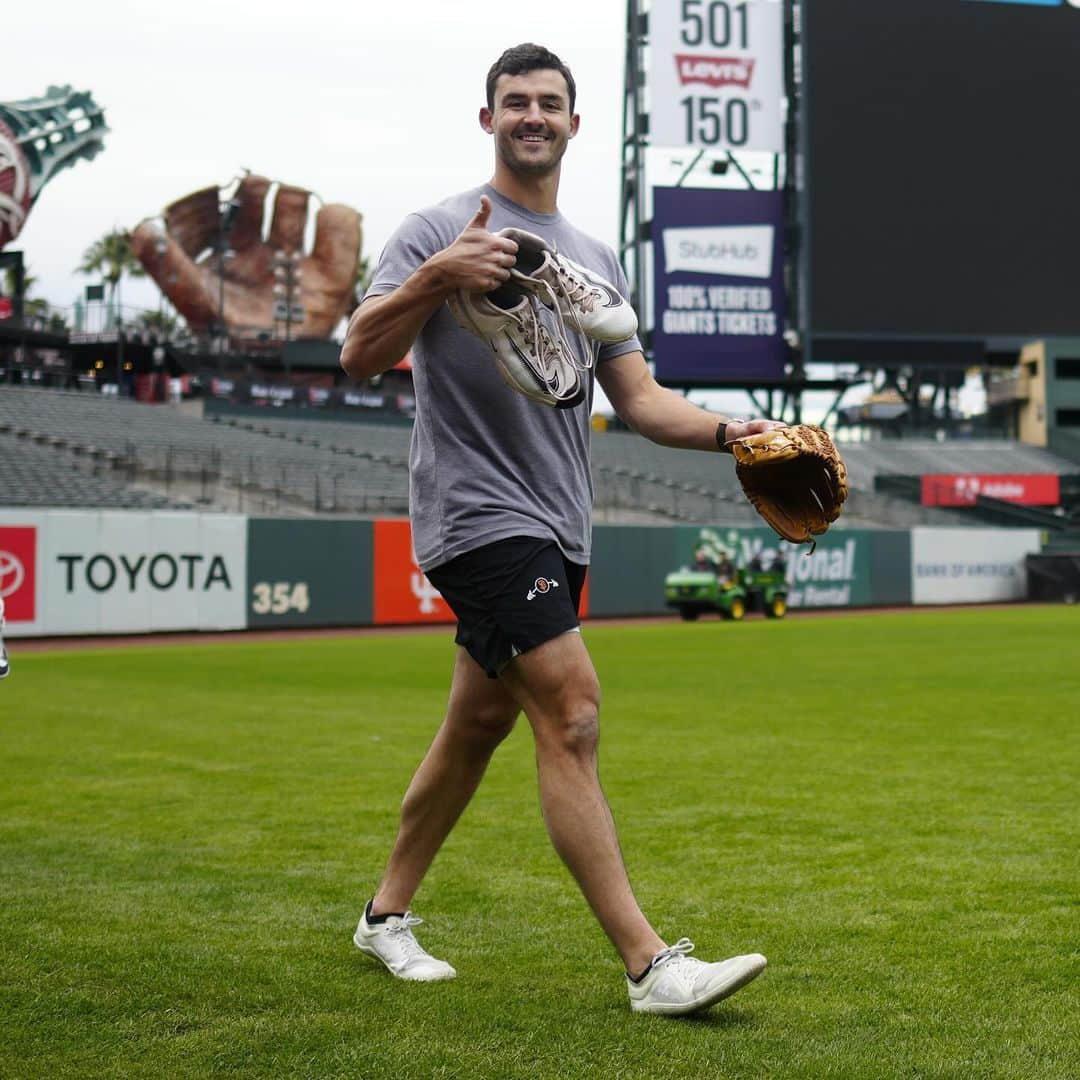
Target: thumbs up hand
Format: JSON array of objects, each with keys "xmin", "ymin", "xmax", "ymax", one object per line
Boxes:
[
  {"xmin": 464, "ymin": 196, "xmax": 494, "ymax": 233},
  {"xmin": 428, "ymin": 195, "xmax": 519, "ymax": 294}
]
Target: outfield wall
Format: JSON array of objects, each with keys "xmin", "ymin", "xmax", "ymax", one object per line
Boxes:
[{"xmin": 0, "ymin": 510, "xmax": 1042, "ymax": 638}]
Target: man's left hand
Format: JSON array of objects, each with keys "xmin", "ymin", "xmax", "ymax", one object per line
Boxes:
[{"xmin": 723, "ymin": 418, "xmax": 787, "ymax": 447}]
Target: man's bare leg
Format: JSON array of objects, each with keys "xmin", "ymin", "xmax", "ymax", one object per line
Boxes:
[
  {"xmin": 370, "ymin": 647, "xmax": 519, "ymax": 915},
  {"xmin": 498, "ymin": 631, "xmax": 665, "ymax": 976}
]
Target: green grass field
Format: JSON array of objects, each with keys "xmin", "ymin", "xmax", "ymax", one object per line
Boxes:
[{"xmin": 2, "ymin": 608, "xmax": 1078, "ymax": 1079}]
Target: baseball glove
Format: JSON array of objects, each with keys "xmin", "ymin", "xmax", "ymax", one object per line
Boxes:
[{"xmin": 729, "ymin": 425, "xmax": 848, "ymax": 547}]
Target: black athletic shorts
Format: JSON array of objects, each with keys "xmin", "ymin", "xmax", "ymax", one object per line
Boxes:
[{"xmin": 425, "ymin": 537, "xmax": 588, "ymax": 679}]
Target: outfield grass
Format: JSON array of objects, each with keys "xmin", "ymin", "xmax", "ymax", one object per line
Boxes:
[{"xmin": 2, "ymin": 607, "xmax": 1078, "ymax": 1079}]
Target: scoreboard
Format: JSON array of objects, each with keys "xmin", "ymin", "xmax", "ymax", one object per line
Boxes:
[{"xmin": 805, "ymin": 0, "xmax": 1080, "ymax": 342}]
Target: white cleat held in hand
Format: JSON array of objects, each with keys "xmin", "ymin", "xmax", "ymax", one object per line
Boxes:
[
  {"xmin": 448, "ymin": 287, "xmax": 586, "ymax": 409},
  {"xmin": 497, "ymin": 227, "xmax": 638, "ymax": 345}
]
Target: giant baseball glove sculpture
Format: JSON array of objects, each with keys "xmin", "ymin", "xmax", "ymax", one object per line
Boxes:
[
  {"xmin": 129, "ymin": 174, "xmax": 362, "ymax": 340},
  {"xmin": 729, "ymin": 424, "xmax": 848, "ymax": 547}
]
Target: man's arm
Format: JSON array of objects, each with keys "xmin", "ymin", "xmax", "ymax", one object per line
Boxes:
[
  {"xmin": 595, "ymin": 350, "xmax": 785, "ymax": 451},
  {"xmin": 340, "ymin": 195, "xmax": 518, "ymax": 381}
]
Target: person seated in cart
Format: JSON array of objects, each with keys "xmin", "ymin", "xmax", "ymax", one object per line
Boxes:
[
  {"xmin": 692, "ymin": 547, "xmax": 716, "ymax": 573},
  {"xmin": 715, "ymin": 552, "xmax": 737, "ymax": 584}
]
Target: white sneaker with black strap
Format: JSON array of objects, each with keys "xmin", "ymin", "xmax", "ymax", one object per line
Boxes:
[
  {"xmin": 627, "ymin": 938, "xmax": 766, "ymax": 1016},
  {"xmin": 353, "ymin": 901, "xmax": 456, "ymax": 982},
  {"xmin": 497, "ymin": 227, "xmax": 638, "ymax": 345}
]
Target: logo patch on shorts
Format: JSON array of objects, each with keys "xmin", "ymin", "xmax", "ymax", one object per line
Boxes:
[{"xmin": 526, "ymin": 576, "xmax": 560, "ymax": 601}]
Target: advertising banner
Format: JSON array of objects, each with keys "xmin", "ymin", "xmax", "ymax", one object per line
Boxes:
[
  {"xmin": 247, "ymin": 519, "xmax": 373, "ymax": 628},
  {"xmin": 652, "ymin": 187, "xmax": 786, "ymax": 383},
  {"xmin": 0, "ymin": 524, "xmax": 38, "ymax": 621},
  {"xmin": 592, "ymin": 524, "xmax": 899, "ymax": 614},
  {"xmin": 373, "ymin": 520, "xmax": 455, "ymax": 625},
  {"xmin": 649, "ymin": 0, "xmax": 785, "ymax": 152},
  {"xmin": 0, "ymin": 513, "xmax": 48, "ymax": 635},
  {"xmin": 1, "ymin": 510, "xmax": 247, "ymax": 637},
  {"xmin": 921, "ymin": 474, "xmax": 1061, "ymax": 507},
  {"xmin": 698, "ymin": 527, "xmax": 875, "ymax": 609},
  {"xmin": 911, "ymin": 528, "xmax": 1041, "ymax": 604}
]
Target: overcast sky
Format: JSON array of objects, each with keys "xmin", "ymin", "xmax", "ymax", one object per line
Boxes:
[{"xmin": 10, "ymin": 0, "xmax": 630, "ymax": 311}]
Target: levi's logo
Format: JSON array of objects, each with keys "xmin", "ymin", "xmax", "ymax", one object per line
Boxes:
[{"xmin": 675, "ymin": 55, "xmax": 756, "ymax": 89}]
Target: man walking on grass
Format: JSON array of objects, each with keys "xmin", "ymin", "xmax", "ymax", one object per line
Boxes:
[{"xmin": 341, "ymin": 42, "xmax": 781, "ymax": 1015}]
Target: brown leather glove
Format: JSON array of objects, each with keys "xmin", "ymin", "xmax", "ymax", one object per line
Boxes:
[
  {"xmin": 129, "ymin": 174, "xmax": 362, "ymax": 340},
  {"xmin": 729, "ymin": 424, "xmax": 849, "ymax": 547}
]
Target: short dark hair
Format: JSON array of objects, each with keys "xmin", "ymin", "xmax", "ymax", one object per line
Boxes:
[{"xmin": 485, "ymin": 43, "xmax": 577, "ymax": 114}]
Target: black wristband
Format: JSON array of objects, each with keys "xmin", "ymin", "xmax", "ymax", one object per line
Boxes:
[{"xmin": 716, "ymin": 418, "xmax": 740, "ymax": 452}]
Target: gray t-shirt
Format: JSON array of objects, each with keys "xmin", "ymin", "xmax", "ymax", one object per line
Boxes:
[{"xmin": 365, "ymin": 184, "xmax": 641, "ymax": 572}]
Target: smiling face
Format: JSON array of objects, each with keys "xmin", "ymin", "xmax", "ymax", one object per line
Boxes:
[{"xmin": 480, "ymin": 69, "xmax": 579, "ymax": 178}]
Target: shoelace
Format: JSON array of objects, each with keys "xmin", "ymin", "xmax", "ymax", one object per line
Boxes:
[
  {"xmin": 535, "ymin": 325, "xmax": 568, "ymax": 381},
  {"xmin": 511, "ymin": 295, "xmax": 592, "ymax": 385},
  {"xmin": 555, "ymin": 262, "xmax": 599, "ymax": 313},
  {"xmin": 386, "ymin": 913, "xmax": 428, "ymax": 960},
  {"xmin": 526, "ymin": 279, "xmax": 594, "ymax": 373},
  {"xmin": 651, "ymin": 937, "xmax": 696, "ymax": 971}
]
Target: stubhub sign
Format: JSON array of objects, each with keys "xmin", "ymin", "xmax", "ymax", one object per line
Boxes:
[{"xmin": 661, "ymin": 225, "xmax": 775, "ymax": 279}]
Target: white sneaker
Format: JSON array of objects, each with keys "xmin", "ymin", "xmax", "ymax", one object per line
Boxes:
[
  {"xmin": 497, "ymin": 228, "xmax": 638, "ymax": 345},
  {"xmin": 627, "ymin": 938, "xmax": 766, "ymax": 1016},
  {"xmin": 353, "ymin": 903, "xmax": 456, "ymax": 982},
  {"xmin": 448, "ymin": 288, "xmax": 586, "ymax": 409}
]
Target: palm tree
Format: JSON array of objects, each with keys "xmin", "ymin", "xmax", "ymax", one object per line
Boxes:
[
  {"xmin": 77, "ymin": 229, "xmax": 145, "ymax": 313},
  {"xmin": 3, "ymin": 264, "xmax": 33, "ymax": 297},
  {"xmin": 137, "ymin": 309, "xmax": 178, "ymax": 339},
  {"xmin": 3, "ymin": 264, "xmax": 53, "ymax": 324}
]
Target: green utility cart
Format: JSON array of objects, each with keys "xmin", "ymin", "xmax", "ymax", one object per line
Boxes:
[
  {"xmin": 739, "ymin": 566, "xmax": 790, "ymax": 618},
  {"xmin": 663, "ymin": 566, "xmax": 789, "ymax": 621},
  {"xmin": 663, "ymin": 569, "xmax": 749, "ymax": 621}
]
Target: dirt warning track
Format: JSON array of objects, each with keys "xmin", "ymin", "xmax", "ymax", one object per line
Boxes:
[{"xmin": 8, "ymin": 603, "xmax": 1045, "ymax": 654}]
